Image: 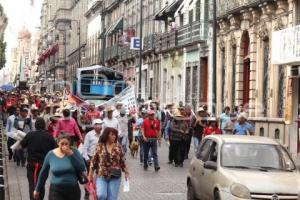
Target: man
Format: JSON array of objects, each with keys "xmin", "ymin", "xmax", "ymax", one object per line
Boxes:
[
  {"xmin": 118, "ymin": 108, "xmax": 129, "ymax": 153},
  {"xmin": 85, "ymin": 103, "xmax": 101, "ymax": 124},
  {"xmin": 219, "ymin": 106, "xmax": 231, "ymax": 134},
  {"xmin": 113, "ymin": 102, "xmax": 123, "ymax": 118},
  {"xmin": 141, "ymin": 110, "xmax": 161, "ymax": 171},
  {"xmin": 82, "ymin": 118, "xmax": 103, "ymax": 199},
  {"xmin": 20, "ymin": 118, "xmax": 57, "ymax": 200},
  {"xmin": 5, "ymin": 106, "xmax": 19, "ymax": 161},
  {"xmin": 103, "ymin": 106, "xmax": 120, "ymax": 131},
  {"xmin": 14, "ymin": 107, "xmax": 31, "ymax": 166},
  {"xmin": 233, "ymin": 112, "xmax": 254, "ymax": 135},
  {"xmin": 30, "ymin": 105, "xmax": 40, "ymax": 132}
]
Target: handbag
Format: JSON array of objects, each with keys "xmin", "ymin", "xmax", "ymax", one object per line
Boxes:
[
  {"xmin": 104, "ymin": 144, "xmax": 122, "ymax": 179},
  {"xmin": 77, "ymin": 171, "xmax": 88, "ymax": 185}
]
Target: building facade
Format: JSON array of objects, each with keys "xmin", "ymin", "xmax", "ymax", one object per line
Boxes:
[{"xmin": 216, "ymin": 0, "xmax": 300, "ymax": 157}]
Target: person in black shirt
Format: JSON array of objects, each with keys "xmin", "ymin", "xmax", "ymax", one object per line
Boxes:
[{"xmin": 21, "ymin": 118, "xmax": 57, "ymax": 200}]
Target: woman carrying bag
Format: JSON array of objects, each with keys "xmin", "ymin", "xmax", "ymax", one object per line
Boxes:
[
  {"xmin": 89, "ymin": 127, "xmax": 129, "ymax": 200},
  {"xmin": 33, "ymin": 133, "xmax": 86, "ymax": 200}
]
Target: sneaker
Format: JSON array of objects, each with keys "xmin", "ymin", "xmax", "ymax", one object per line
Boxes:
[{"xmin": 155, "ymin": 167, "xmax": 160, "ymax": 172}]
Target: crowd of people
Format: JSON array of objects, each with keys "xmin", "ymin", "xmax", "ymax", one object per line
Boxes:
[{"xmin": 0, "ymin": 90, "xmax": 255, "ymax": 200}]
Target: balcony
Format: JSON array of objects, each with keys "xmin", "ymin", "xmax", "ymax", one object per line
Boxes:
[
  {"xmin": 104, "ymin": 44, "xmax": 119, "ymax": 61},
  {"xmin": 155, "ymin": 30, "xmax": 178, "ymax": 53},
  {"xmin": 217, "ymin": 0, "xmax": 266, "ymax": 17},
  {"xmin": 177, "ymin": 21, "xmax": 208, "ymax": 47},
  {"xmin": 143, "ymin": 34, "xmax": 156, "ymax": 53},
  {"xmin": 119, "ymin": 44, "xmax": 138, "ymax": 61},
  {"xmin": 54, "ymin": 8, "xmax": 71, "ymax": 26}
]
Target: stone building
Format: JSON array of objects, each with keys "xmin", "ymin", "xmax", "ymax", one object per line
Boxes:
[{"xmin": 215, "ymin": 0, "xmax": 300, "ymax": 156}]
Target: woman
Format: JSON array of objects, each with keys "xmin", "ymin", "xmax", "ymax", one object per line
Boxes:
[
  {"xmin": 89, "ymin": 127, "xmax": 129, "ymax": 200},
  {"xmin": 47, "ymin": 112, "xmax": 61, "ymax": 137},
  {"xmin": 33, "ymin": 133, "xmax": 86, "ymax": 200},
  {"xmin": 203, "ymin": 118, "xmax": 222, "ymax": 137}
]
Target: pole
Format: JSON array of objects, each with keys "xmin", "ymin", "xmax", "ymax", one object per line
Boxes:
[
  {"xmin": 78, "ymin": 20, "xmax": 81, "ymax": 69},
  {"xmin": 212, "ymin": 0, "xmax": 217, "ymax": 115},
  {"xmin": 138, "ymin": 0, "xmax": 143, "ymax": 101}
]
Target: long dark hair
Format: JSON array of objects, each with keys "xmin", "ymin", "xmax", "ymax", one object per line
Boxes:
[{"xmin": 99, "ymin": 127, "xmax": 118, "ymax": 144}]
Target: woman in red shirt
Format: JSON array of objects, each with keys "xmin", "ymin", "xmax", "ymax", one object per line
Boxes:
[{"xmin": 203, "ymin": 118, "xmax": 222, "ymax": 137}]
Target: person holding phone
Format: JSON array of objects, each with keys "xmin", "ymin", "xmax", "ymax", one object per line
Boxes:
[{"xmin": 33, "ymin": 133, "xmax": 86, "ymax": 200}]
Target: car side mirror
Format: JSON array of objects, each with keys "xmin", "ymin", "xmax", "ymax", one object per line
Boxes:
[{"xmin": 204, "ymin": 161, "xmax": 217, "ymax": 171}]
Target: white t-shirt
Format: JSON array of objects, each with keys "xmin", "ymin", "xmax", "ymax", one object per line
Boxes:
[{"xmin": 103, "ymin": 117, "xmax": 120, "ymax": 132}]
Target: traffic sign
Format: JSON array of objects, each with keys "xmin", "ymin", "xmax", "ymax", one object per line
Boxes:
[{"xmin": 130, "ymin": 37, "xmax": 141, "ymax": 50}]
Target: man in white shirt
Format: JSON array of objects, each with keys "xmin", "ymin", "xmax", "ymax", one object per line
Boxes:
[
  {"xmin": 82, "ymin": 118, "xmax": 103, "ymax": 199},
  {"xmin": 113, "ymin": 102, "xmax": 123, "ymax": 118},
  {"xmin": 103, "ymin": 106, "xmax": 120, "ymax": 131},
  {"xmin": 118, "ymin": 108, "xmax": 128, "ymax": 153},
  {"xmin": 82, "ymin": 119, "xmax": 103, "ymax": 162}
]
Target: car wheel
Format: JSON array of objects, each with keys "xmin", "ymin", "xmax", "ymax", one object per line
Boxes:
[
  {"xmin": 187, "ymin": 181, "xmax": 198, "ymax": 200},
  {"xmin": 214, "ymin": 190, "xmax": 221, "ymax": 200}
]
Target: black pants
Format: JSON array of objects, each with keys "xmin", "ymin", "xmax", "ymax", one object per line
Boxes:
[
  {"xmin": 7, "ymin": 137, "xmax": 15, "ymax": 161},
  {"xmin": 185, "ymin": 136, "xmax": 192, "ymax": 159},
  {"xmin": 27, "ymin": 162, "xmax": 45, "ymax": 200},
  {"xmin": 49, "ymin": 184, "xmax": 81, "ymax": 200},
  {"xmin": 169, "ymin": 139, "xmax": 186, "ymax": 165}
]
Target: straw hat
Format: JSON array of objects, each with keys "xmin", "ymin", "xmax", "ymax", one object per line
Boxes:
[
  {"xmin": 106, "ymin": 106, "xmax": 115, "ymax": 112},
  {"xmin": 197, "ymin": 106, "xmax": 205, "ymax": 112},
  {"xmin": 174, "ymin": 109, "xmax": 183, "ymax": 117}
]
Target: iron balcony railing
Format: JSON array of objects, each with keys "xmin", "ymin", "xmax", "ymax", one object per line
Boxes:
[
  {"xmin": 155, "ymin": 30, "xmax": 178, "ymax": 53},
  {"xmin": 177, "ymin": 21, "xmax": 208, "ymax": 47},
  {"xmin": 104, "ymin": 44, "xmax": 119, "ymax": 61}
]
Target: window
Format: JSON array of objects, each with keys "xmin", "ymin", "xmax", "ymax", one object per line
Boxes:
[
  {"xmin": 189, "ymin": 10, "xmax": 193, "ymax": 24},
  {"xmin": 260, "ymin": 127, "xmax": 264, "ymax": 136},
  {"xmin": 195, "ymin": 0, "xmax": 200, "ymax": 21},
  {"xmin": 192, "ymin": 66, "xmax": 198, "ymax": 111},
  {"xmin": 197, "ymin": 139, "xmax": 213, "ymax": 162},
  {"xmin": 232, "ymin": 46, "xmax": 237, "ymax": 107},
  {"xmin": 297, "ymin": 0, "xmax": 300, "ymax": 25},
  {"xmin": 262, "ymin": 39, "xmax": 270, "ymax": 117},
  {"xmin": 185, "ymin": 67, "xmax": 191, "ymax": 104},
  {"xmin": 278, "ymin": 67, "xmax": 285, "ymax": 118},
  {"xmin": 221, "ymin": 48, "xmax": 226, "ymax": 109},
  {"xmin": 275, "ymin": 129, "xmax": 280, "ymax": 140},
  {"xmin": 178, "ymin": 75, "xmax": 182, "ymax": 101},
  {"xmin": 180, "ymin": 14, "xmax": 184, "ymax": 26}
]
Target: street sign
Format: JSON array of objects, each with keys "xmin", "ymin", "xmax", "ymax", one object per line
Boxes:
[{"xmin": 130, "ymin": 37, "xmax": 141, "ymax": 50}]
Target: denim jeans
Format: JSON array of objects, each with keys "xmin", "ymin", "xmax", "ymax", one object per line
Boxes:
[
  {"xmin": 143, "ymin": 139, "xmax": 159, "ymax": 168},
  {"xmin": 193, "ymin": 137, "xmax": 201, "ymax": 153},
  {"xmin": 96, "ymin": 177, "xmax": 121, "ymax": 200}
]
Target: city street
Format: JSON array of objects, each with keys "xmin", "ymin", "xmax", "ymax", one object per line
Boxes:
[{"xmin": 6, "ymin": 141, "xmax": 191, "ymax": 200}]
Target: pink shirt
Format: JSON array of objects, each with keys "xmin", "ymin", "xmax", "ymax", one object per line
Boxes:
[{"xmin": 55, "ymin": 117, "xmax": 83, "ymax": 140}]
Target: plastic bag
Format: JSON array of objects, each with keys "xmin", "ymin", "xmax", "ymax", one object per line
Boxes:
[{"xmin": 123, "ymin": 179, "xmax": 130, "ymax": 192}]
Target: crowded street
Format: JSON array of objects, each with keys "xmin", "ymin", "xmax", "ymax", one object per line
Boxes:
[{"xmin": 1, "ymin": 0, "xmax": 300, "ymax": 200}]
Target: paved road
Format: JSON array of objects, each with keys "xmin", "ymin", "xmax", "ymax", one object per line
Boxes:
[{"xmin": 6, "ymin": 141, "xmax": 192, "ymax": 200}]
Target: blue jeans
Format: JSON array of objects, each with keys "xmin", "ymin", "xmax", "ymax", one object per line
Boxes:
[
  {"xmin": 96, "ymin": 177, "xmax": 121, "ymax": 200},
  {"xmin": 193, "ymin": 137, "xmax": 201, "ymax": 153},
  {"xmin": 143, "ymin": 139, "xmax": 159, "ymax": 168}
]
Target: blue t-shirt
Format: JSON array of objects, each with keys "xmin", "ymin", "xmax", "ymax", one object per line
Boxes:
[
  {"xmin": 220, "ymin": 113, "xmax": 230, "ymax": 130},
  {"xmin": 233, "ymin": 122, "xmax": 254, "ymax": 135},
  {"xmin": 35, "ymin": 149, "xmax": 86, "ymax": 192}
]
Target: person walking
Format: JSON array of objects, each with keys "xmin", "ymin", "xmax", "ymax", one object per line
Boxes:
[
  {"xmin": 55, "ymin": 108, "xmax": 83, "ymax": 145},
  {"xmin": 30, "ymin": 105, "xmax": 40, "ymax": 132},
  {"xmin": 88, "ymin": 127, "xmax": 129, "ymax": 200},
  {"xmin": 5, "ymin": 106, "xmax": 19, "ymax": 161},
  {"xmin": 33, "ymin": 133, "xmax": 86, "ymax": 200},
  {"xmin": 191, "ymin": 107, "xmax": 207, "ymax": 152},
  {"xmin": 85, "ymin": 103, "xmax": 101, "ymax": 125},
  {"xmin": 118, "ymin": 108, "xmax": 129, "ymax": 154},
  {"xmin": 20, "ymin": 118, "xmax": 57, "ymax": 200},
  {"xmin": 233, "ymin": 113, "xmax": 254, "ymax": 135},
  {"xmin": 219, "ymin": 106, "xmax": 231, "ymax": 134},
  {"xmin": 169, "ymin": 109, "xmax": 189, "ymax": 167},
  {"xmin": 14, "ymin": 107, "xmax": 31, "ymax": 166},
  {"xmin": 141, "ymin": 110, "xmax": 161, "ymax": 171},
  {"xmin": 103, "ymin": 107, "xmax": 120, "ymax": 131},
  {"xmin": 203, "ymin": 118, "xmax": 222, "ymax": 137}
]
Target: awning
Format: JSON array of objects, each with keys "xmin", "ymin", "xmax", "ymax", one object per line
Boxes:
[
  {"xmin": 36, "ymin": 43, "xmax": 59, "ymax": 65},
  {"xmin": 174, "ymin": 0, "xmax": 193, "ymax": 17},
  {"xmin": 107, "ymin": 17, "xmax": 124, "ymax": 36},
  {"xmin": 154, "ymin": 0, "xmax": 183, "ymax": 21}
]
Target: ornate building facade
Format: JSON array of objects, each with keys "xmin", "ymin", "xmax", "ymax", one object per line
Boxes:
[{"xmin": 216, "ymin": 0, "xmax": 300, "ymax": 156}]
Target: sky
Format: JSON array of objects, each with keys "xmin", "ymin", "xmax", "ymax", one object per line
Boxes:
[{"xmin": 0, "ymin": 0, "xmax": 42, "ymax": 79}]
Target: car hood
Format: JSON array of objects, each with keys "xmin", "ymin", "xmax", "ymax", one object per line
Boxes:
[{"xmin": 223, "ymin": 169, "xmax": 300, "ymax": 194}]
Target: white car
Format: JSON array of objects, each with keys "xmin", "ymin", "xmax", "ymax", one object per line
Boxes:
[{"xmin": 187, "ymin": 135, "xmax": 300, "ymax": 200}]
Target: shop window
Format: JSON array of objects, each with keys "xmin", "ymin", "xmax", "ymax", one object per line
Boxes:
[
  {"xmin": 275, "ymin": 129, "xmax": 280, "ymax": 140},
  {"xmin": 260, "ymin": 127, "xmax": 264, "ymax": 136},
  {"xmin": 189, "ymin": 10, "xmax": 193, "ymax": 24},
  {"xmin": 262, "ymin": 39, "xmax": 270, "ymax": 117}
]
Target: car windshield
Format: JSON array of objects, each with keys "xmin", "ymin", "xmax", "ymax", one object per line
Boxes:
[{"xmin": 221, "ymin": 143, "xmax": 296, "ymax": 171}]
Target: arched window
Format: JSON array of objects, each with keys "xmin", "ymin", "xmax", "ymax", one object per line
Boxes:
[
  {"xmin": 275, "ymin": 129, "xmax": 280, "ymax": 140},
  {"xmin": 262, "ymin": 39, "xmax": 270, "ymax": 117},
  {"xmin": 259, "ymin": 127, "xmax": 264, "ymax": 136}
]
